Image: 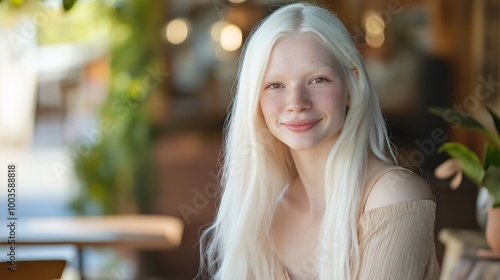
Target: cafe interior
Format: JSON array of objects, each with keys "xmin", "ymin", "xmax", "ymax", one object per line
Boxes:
[{"xmin": 0, "ymin": 0, "xmax": 499, "ymax": 279}]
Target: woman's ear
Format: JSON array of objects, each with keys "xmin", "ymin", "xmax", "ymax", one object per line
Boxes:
[
  {"xmin": 351, "ymin": 68, "xmax": 359, "ymax": 79},
  {"xmin": 346, "ymin": 68, "xmax": 357, "ymax": 108}
]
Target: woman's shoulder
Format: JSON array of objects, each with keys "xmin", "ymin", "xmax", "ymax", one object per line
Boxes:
[{"xmin": 363, "ymin": 160, "xmax": 434, "ymax": 213}]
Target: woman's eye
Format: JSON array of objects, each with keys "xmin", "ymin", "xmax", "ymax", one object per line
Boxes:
[
  {"xmin": 311, "ymin": 77, "xmax": 327, "ymax": 84},
  {"xmin": 266, "ymin": 83, "xmax": 283, "ymax": 89}
]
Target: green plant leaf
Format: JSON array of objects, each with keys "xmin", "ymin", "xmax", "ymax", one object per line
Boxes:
[
  {"xmin": 485, "ymin": 130, "xmax": 500, "ymax": 149},
  {"xmin": 486, "ymin": 106, "xmax": 500, "ymax": 135},
  {"xmin": 482, "ymin": 165, "xmax": 500, "ymax": 208},
  {"xmin": 438, "ymin": 142, "xmax": 485, "ymax": 185},
  {"xmin": 428, "ymin": 107, "xmax": 487, "ymax": 130},
  {"xmin": 63, "ymin": 0, "xmax": 77, "ymax": 11},
  {"xmin": 484, "ymin": 144, "xmax": 500, "ymax": 170},
  {"xmin": 429, "ymin": 106, "xmax": 500, "ymax": 148},
  {"xmin": 485, "ymin": 106, "xmax": 500, "ymax": 149}
]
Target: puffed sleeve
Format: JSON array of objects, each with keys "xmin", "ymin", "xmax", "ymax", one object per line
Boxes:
[{"xmin": 356, "ymin": 200, "xmax": 440, "ymax": 280}]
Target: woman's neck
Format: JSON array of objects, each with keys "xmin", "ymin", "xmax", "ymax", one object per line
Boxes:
[{"xmin": 289, "ymin": 140, "xmax": 334, "ymax": 217}]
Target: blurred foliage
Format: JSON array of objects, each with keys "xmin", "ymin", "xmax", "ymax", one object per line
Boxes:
[
  {"xmin": 37, "ymin": 3, "xmax": 114, "ymax": 45},
  {"xmin": 0, "ymin": 0, "xmax": 111, "ymax": 46},
  {"xmin": 0, "ymin": 0, "xmax": 77, "ymax": 11},
  {"xmin": 1, "ymin": 0, "xmax": 166, "ymax": 215},
  {"xmin": 72, "ymin": 0, "xmax": 165, "ymax": 215},
  {"xmin": 63, "ymin": 0, "xmax": 77, "ymax": 11}
]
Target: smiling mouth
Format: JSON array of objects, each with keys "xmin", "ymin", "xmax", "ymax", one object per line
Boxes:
[{"xmin": 283, "ymin": 119, "xmax": 320, "ymax": 132}]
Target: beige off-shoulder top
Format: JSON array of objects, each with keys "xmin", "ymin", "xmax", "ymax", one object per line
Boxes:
[{"xmin": 281, "ymin": 167, "xmax": 440, "ymax": 280}]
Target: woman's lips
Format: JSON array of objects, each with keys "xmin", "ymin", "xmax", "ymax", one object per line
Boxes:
[{"xmin": 282, "ymin": 119, "xmax": 320, "ymax": 132}]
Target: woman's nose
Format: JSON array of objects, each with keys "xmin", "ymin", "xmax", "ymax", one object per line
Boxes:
[{"xmin": 286, "ymin": 86, "xmax": 311, "ymax": 113}]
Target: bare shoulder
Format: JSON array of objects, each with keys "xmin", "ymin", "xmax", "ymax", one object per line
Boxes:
[{"xmin": 364, "ymin": 167, "xmax": 434, "ymax": 212}]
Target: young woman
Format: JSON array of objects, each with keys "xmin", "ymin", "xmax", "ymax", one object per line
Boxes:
[{"xmin": 200, "ymin": 3, "xmax": 439, "ymax": 279}]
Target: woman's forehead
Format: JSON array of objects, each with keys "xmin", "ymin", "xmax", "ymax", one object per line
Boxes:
[{"xmin": 264, "ymin": 34, "xmax": 344, "ymax": 76}]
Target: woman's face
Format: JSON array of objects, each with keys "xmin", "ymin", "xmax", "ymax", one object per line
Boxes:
[{"xmin": 259, "ymin": 34, "xmax": 349, "ymax": 151}]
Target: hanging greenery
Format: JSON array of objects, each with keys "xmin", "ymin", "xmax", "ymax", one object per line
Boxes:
[{"xmin": 72, "ymin": 0, "xmax": 165, "ymax": 215}]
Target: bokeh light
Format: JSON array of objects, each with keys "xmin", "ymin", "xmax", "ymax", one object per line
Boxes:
[
  {"xmin": 364, "ymin": 11, "xmax": 385, "ymax": 36},
  {"xmin": 166, "ymin": 18, "xmax": 189, "ymax": 45},
  {"xmin": 211, "ymin": 20, "xmax": 229, "ymax": 43},
  {"xmin": 363, "ymin": 10, "xmax": 385, "ymax": 48},
  {"xmin": 220, "ymin": 24, "xmax": 242, "ymax": 52}
]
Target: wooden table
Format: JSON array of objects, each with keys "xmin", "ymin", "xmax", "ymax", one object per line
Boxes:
[
  {"xmin": 0, "ymin": 215, "xmax": 184, "ymax": 279},
  {"xmin": 439, "ymin": 228, "xmax": 500, "ymax": 280}
]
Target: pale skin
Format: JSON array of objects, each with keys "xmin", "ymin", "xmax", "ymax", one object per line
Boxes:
[{"xmin": 259, "ymin": 34, "xmax": 434, "ymax": 279}]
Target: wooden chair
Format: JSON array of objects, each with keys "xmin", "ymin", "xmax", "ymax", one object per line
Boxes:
[{"xmin": 0, "ymin": 260, "xmax": 66, "ymax": 280}]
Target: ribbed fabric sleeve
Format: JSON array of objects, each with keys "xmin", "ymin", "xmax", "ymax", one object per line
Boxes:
[
  {"xmin": 356, "ymin": 199, "xmax": 440, "ymax": 280},
  {"xmin": 281, "ymin": 199, "xmax": 440, "ymax": 279}
]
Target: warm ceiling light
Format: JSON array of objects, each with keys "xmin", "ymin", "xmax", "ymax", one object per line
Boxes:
[
  {"xmin": 165, "ymin": 18, "xmax": 189, "ymax": 45},
  {"xmin": 229, "ymin": 0, "xmax": 246, "ymax": 3},
  {"xmin": 363, "ymin": 10, "xmax": 385, "ymax": 48},
  {"xmin": 220, "ymin": 24, "xmax": 242, "ymax": 52},
  {"xmin": 211, "ymin": 20, "xmax": 229, "ymax": 43},
  {"xmin": 365, "ymin": 12, "xmax": 385, "ymax": 37}
]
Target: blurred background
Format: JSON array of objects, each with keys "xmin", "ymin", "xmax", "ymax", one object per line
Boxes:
[{"xmin": 0, "ymin": 0, "xmax": 499, "ymax": 279}]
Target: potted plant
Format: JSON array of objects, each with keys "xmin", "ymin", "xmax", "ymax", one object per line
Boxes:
[{"xmin": 429, "ymin": 106, "xmax": 500, "ymax": 251}]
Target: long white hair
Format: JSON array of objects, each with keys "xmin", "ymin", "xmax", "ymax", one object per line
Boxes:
[{"xmin": 200, "ymin": 3, "xmax": 396, "ymax": 279}]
